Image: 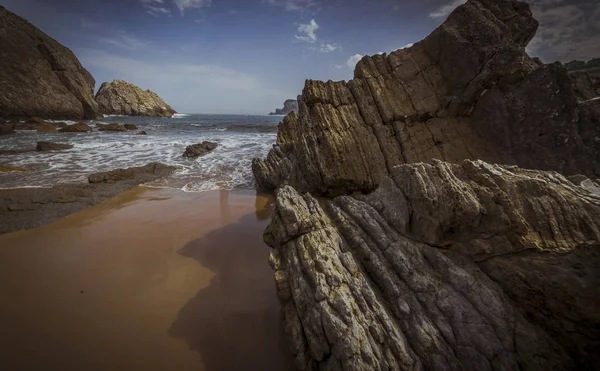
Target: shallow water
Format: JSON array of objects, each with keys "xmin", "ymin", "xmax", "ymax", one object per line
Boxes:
[
  {"xmin": 0, "ymin": 114, "xmax": 281, "ymax": 191},
  {"xmin": 0, "ymin": 188, "xmax": 294, "ymax": 371}
]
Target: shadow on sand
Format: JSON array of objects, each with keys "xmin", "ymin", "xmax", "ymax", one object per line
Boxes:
[{"xmin": 169, "ymin": 200, "xmax": 295, "ymax": 370}]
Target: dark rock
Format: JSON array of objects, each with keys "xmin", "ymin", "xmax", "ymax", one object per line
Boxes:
[
  {"xmin": 253, "ymin": 0, "xmax": 599, "ymax": 195},
  {"xmin": 0, "ymin": 162, "xmax": 178, "ymax": 234},
  {"xmin": 266, "ymin": 160, "xmax": 600, "ymax": 370},
  {"xmin": 36, "ymin": 122, "xmax": 57, "ymax": 133},
  {"xmin": 0, "ymin": 7, "xmax": 99, "ymax": 120},
  {"xmin": 36, "ymin": 141, "xmax": 73, "ymax": 151},
  {"xmin": 269, "ymin": 99, "xmax": 299, "ymax": 116},
  {"xmin": 182, "ymin": 141, "xmax": 218, "ymax": 158},
  {"xmin": 26, "ymin": 117, "xmax": 45, "ymax": 125},
  {"xmin": 88, "ymin": 162, "xmax": 177, "ymax": 184},
  {"xmin": 124, "ymin": 124, "xmax": 138, "ymax": 130},
  {"xmin": 97, "ymin": 123, "xmax": 127, "ymax": 132},
  {"xmin": 136, "ymin": 131, "xmax": 148, "ymax": 135},
  {"xmin": 95, "ymin": 80, "xmax": 176, "ymax": 117},
  {"xmin": 58, "ymin": 122, "xmax": 92, "ymax": 133},
  {"xmin": 0, "ymin": 123, "xmax": 15, "ymax": 136},
  {"xmin": 54, "ymin": 122, "xmax": 68, "ymax": 129}
]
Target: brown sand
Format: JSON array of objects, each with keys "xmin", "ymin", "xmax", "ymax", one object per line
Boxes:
[{"xmin": 0, "ymin": 187, "xmax": 295, "ymax": 371}]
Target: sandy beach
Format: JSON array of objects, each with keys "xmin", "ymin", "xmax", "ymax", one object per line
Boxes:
[{"xmin": 0, "ymin": 187, "xmax": 294, "ymax": 371}]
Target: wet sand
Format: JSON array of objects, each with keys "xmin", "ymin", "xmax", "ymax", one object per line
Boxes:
[{"xmin": 0, "ymin": 187, "xmax": 294, "ymax": 371}]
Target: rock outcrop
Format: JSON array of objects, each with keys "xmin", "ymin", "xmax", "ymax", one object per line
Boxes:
[
  {"xmin": 182, "ymin": 141, "xmax": 218, "ymax": 158},
  {"xmin": 566, "ymin": 58, "xmax": 600, "ymax": 77},
  {"xmin": 0, "ymin": 163, "xmax": 178, "ymax": 234},
  {"xmin": 95, "ymin": 80, "xmax": 176, "ymax": 117},
  {"xmin": 252, "ymin": 0, "xmax": 600, "ymax": 370},
  {"xmin": 266, "ymin": 160, "xmax": 600, "ymax": 370},
  {"xmin": 58, "ymin": 122, "xmax": 92, "ymax": 133},
  {"xmin": 97, "ymin": 123, "xmax": 127, "ymax": 132},
  {"xmin": 253, "ymin": 0, "xmax": 600, "ymax": 196},
  {"xmin": 270, "ymin": 99, "xmax": 299, "ymax": 116},
  {"xmin": 0, "ymin": 6, "xmax": 99, "ymax": 120},
  {"xmin": 36, "ymin": 141, "xmax": 73, "ymax": 151}
]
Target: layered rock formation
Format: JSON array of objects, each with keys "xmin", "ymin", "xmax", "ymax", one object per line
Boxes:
[
  {"xmin": 95, "ymin": 80, "xmax": 176, "ymax": 117},
  {"xmin": 253, "ymin": 0, "xmax": 600, "ymax": 195},
  {"xmin": 266, "ymin": 161, "xmax": 600, "ymax": 370},
  {"xmin": 182, "ymin": 141, "xmax": 218, "ymax": 158},
  {"xmin": 270, "ymin": 99, "xmax": 299, "ymax": 116},
  {"xmin": 0, "ymin": 6, "xmax": 99, "ymax": 120},
  {"xmin": 566, "ymin": 58, "xmax": 600, "ymax": 77},
  {"xmin": 253, "ymin": 0, "xmax": 600, "ymax": 370}
]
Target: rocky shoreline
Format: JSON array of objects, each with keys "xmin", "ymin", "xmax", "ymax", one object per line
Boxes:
[
  {"xmin": 252, "ymin": 0, "xmax": 600, "ymax": 369},
  {"xmin": 0, "ymin": 163, "xmax": 177, "ymax": 234}
]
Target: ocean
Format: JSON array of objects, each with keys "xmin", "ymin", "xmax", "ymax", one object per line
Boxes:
[{"xmin": 0, "ymin": 114, "xmax": 283, "ymax": 191}]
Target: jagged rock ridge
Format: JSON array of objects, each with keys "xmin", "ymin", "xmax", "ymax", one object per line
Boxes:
[
  {"xmin": 95, "ymin": 80, "xmax": 176, "ymax": 117},
  {"xmin": 253, "ymin": 0, "xmax": 600, "ymax": 370},
  {"xmin": 253, "ymin": 0, "xmax": 600, "ymax": 196},
  {"xmin": 0, "ymin": 6, "xmax": 99, "ymax": 120},
  {"xmin": 270, "ymin": 99, "xmax": 299, "ymax": 116}
]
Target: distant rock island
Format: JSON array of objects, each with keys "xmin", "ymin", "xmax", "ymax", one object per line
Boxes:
[
  {"xmin": 95, "ymin": 80, "xmax": 176, "ymax": 117},
  {"xmin": 269, "ymin": 99, "xmax": 298, "ymax": 116},
  {"xmin": 565, "ymin": 58, "xmax": 600, "ymax": 76},
  {"xmin": 0, "ymin": 6, "xmax": 99, "ymax": 120}
]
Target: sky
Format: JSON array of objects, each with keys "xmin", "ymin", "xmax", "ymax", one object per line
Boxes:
[{"xmin": 2, "ymin": 0, "xmax": 599, "ymax": 114}]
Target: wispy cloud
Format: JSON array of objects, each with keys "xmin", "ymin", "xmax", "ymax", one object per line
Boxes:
[
  {"xmin": 101, "ymin": 31, "xmax": 148, "ymax": 51},
  {"xmin": 295, "ymin": 19, "xmax": 319, "ymax": 43},
  {"xmin": 429, "ymin": 0, "xmax": 466, "ymax": 19},
  {"xmin": 320, "ymin": 43, "xmax": 341, "ymax": 52},
  {"xmin": 173, "ymin": 0, "xmax": 212, "ymax": 13},
  {"xmin": 347, "ymin": 54, "xmax": 363, "ymax": 69},
  {"xmin": 264, "ymin": 0, "xmax": 317, "ymax": 12}
]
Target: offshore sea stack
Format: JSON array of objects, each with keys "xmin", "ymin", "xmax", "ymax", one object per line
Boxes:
[
  {"xmin": 0, "ymin": 6, "xmax": 99, "ymax": 120},
  {"xmin": 95, "ymin": 80, "xmax": 177, "ymax": 117},
  {"xmin": 253, "ymin": 0, "xmax": 600, "ymax": 370}
]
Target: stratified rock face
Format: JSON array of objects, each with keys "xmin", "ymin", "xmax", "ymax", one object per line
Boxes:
[
  {"xmin": 266, "ymin": 160, "xmax": 600, "ymax": 370},
  {"xmin": 0, "ymin": 6, "xmax": 99, "ymax": 120},
  {"xmin": 270, "ymin": 99, "xmax": 299, "ymax": 116},
  {"xmin": 253, "ymin": 0, "xmax": 600, "ymax": 196},
  {"xmin": 95, "ymin": 80, "xmax": 176, "ymax": 117}
]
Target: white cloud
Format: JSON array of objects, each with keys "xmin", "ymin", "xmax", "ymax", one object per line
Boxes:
[
  {"xmin": 400, "ymin": 42, "xmax": 413, "ymax": 49},
  {"xmin": 101, "ymin": 31, "xmax": 148, "ymax": 51},
  {"xmin": 347, "ymin": 54, "xmax": 363, "ymax": 69},
  {"xmin": 429, "ymin": 0, "xmax": 466, "ymax": 19},
  {"xmin": 295, "ymin": 19, "xmax": 319, "ymax": 43},
  {"xmin": 174, "ymin": 0, "xmax": 211, "ymax": 13},
  {"xmin": 320, "ymin": 43, "xmax": 341, "ymax": 52},
  {"xmin": 265, "ymin": 0, "xmax": 316, "ymax": 12},
  {"xmin": 79, "ymin": 49, "xmax": 292, "ymax": 114},
  {"xmin": 330, "ymin": 64, "xmax": 344, "ymax": 70},
  {"xmin": 146, "ymin": 6, "xmax": 171, "ymax": 16}
]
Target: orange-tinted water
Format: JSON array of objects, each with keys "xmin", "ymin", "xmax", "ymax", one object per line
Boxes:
[{"xmin": 0, "ymin": 187, "xmax": 294, "ymax": 371}]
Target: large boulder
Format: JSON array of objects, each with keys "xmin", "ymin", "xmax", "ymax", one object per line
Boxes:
[
  {"xmin": 58, "ymin": 122, "xmax": 92, "ymax": 133},
  {"xmin": 97, "ymin": 123, "xmax": 127, "ymax": 132},
  {"xmin": 182, "ymin": 141, "xmax": 218, "ymax": 158},
  {"xmin": 88, "ymin": 162, "xmax": 177, "ymax": 184},
  {"xmin": 0, "ymin": 7, "xmax": 99, "ymax": 120},
  {"xmin": 267, "ymin": 160, "xmax": 600, "ymax": 370},
  {"xmin": 36, "ymin": 141, "xmax": 73, "ymax": 151},
  {"xmin": 36, "ymin": 122, "xmax": 57, "ymax": 133},
  {"xmin": 95, "ymin": 80, "xmax": 176, "ymax": 117},
  {"xmin": 253, "ymin": 0, "xmax": 600, "ymax": 196}
]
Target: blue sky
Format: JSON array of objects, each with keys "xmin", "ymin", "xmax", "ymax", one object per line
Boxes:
[{"xmin": 3, "ymin": 0, "xmax": 598, "ymax": 114}]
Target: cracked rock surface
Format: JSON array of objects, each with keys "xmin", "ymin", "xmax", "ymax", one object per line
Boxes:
[{"xmin": 266, "ymin": 161, "xmax": 600, "ymax": 370}]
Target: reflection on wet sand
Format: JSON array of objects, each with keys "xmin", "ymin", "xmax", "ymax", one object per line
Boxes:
[{"xmin": 0, "ymin": 188, "xmax": 293, "ymax": 371}]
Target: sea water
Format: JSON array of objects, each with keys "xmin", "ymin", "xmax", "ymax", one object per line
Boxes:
[{"xmin": 0, "ymin": 114, "xmax": 282, "ymax": 191}]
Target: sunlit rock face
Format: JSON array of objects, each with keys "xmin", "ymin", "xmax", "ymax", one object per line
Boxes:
[
  {"xmin": 0, "ymin": 6, "xmax": 99, "ymax": 120},
  {"xmin": 95, "ymin": 80, "xmax": 176, "ymax": 117},
  {"xmin": 253, "ymin": 0, "xmax": 600, "ymax": 196},
  {"xmin": 253, "ymin": 0, "xmax": 600, "ymax": 370}
]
